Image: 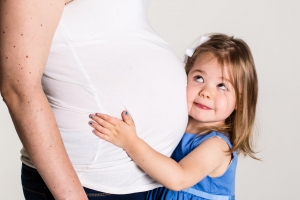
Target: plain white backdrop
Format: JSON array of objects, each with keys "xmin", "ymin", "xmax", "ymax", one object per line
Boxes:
[{"xmin": 1, "ymin": 0, "xmax": 299, "ymax": 199}]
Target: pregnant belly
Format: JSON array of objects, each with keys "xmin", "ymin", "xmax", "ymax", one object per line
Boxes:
[{"xmin": 43, "ymin": 26, "xmax": 188, "ymax": 166}]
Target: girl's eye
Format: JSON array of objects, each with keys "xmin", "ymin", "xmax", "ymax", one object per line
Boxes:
[
  {"xmin": 218, "ymin": 83, "xmax": 227, "ymax": 91},
  {"xmin": 195, "ymin": 76, "xmax": 204, "ymax": 83}
]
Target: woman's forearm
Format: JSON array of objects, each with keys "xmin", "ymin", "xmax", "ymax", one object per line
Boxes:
[
  {"xmin": 0, "ymin": 0, "xmax": 87, "ymax": 199},
  {"xmin": 3, "ymin": 89, "xmax": 87, "ymax": 200}
]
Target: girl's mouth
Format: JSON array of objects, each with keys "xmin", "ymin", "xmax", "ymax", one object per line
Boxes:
[{"xmin": 194, "ymin": 102, "xmax": 211, "ymax": 110}]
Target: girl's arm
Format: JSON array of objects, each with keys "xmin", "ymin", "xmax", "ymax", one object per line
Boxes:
[
  {"xmin": 90, "ymin": 112, "xmax": 231, "ymax": 191},
  {"xmin": 0, "ymin": 1, "xmax": 87, "ymax": 199}
]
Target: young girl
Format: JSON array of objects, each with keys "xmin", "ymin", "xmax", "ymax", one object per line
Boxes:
[{"xmin": 88, "ymin": 33, "xmax": 258, "ymax": 200}]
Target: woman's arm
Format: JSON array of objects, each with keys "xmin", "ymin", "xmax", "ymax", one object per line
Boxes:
[
  {"xmin": 0, "ymin": 1, "xmax": 87, "ymax": 199},
  {"xmin": 90, "ymin": 112, "xmax": 230, "ymax": 191}
]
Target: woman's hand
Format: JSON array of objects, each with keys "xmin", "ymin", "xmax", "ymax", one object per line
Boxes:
[{"xmin": 89, "ymin": 111, "xmax": 139, "ymax": 150}]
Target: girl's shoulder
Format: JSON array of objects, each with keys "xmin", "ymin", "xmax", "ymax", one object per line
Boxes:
[{"xmin": 188, "ymin": 131, "xmax": 233, "ymax": 150}]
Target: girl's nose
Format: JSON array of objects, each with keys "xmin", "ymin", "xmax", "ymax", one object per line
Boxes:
[{"xmin": 199, "ymin": 90, "xmax": 211, "ymax": 99}]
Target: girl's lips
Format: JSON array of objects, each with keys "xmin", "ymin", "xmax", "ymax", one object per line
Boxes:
[{"xmin": 194, "ymin": 102, "xmax": 211, "ymax": 110}]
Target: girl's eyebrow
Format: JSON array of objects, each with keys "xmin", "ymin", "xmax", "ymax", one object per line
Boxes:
[
  {"xmin": 220, "ymin": 77, "xmax": 230, "ymax": 82},
  {"xmin": 220, "ymin": 77, "xmax": 234, "ymax": 86},
  {"xmin": 192, "ymin": 69, "xmax": 205, "ymax": 74}
]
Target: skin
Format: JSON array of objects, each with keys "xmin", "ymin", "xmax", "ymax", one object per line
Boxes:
[
  {"xmin": 89, "ymin": 52, "xmax": 236, "ymax": 191},
  {"xmin": 186, "ymin": 52, "xmax": 236, "ymax": 133},
  {"xmin": 0, "ymin": 0, "xmax": 87, "ymax": 199}
]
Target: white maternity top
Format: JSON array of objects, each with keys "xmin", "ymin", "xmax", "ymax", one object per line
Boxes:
[{"xmin": 21, "ymin": 0, "xmax": 188, "ymax": 194}]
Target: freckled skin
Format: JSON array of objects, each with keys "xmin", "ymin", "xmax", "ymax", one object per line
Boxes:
[{"xmin": 1, "ymin": 1, "xmax": 88, "ymax": 198}]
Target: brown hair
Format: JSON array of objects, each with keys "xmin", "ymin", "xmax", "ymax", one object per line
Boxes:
[{"xmin": 185, "ymin": 34, "xmax": 258, "ymax": 159}]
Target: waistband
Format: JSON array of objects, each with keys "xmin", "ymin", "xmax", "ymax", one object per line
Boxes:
[{"xmin": 182, "ymin": 188, "xmax": 235, "ymax": 200}]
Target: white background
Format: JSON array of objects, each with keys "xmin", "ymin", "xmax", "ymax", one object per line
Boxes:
[{"xmin": 1, "ymin": 0, "xmax": 299, "ymax": 199}]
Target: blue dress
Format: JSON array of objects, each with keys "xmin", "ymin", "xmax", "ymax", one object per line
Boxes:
[{"xmin": 147, "ymin": 131, "xmax": 237, "ymax": 200}]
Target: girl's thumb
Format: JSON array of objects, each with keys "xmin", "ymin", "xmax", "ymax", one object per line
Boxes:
[{"xmin": 122, "ymin": 110, "xmax": 134, "ymax": 125}]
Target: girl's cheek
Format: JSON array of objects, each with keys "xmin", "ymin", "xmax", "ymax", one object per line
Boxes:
[
  {"xmin": 186, "ymin": 88, "xmax": 195, "ymax": 109},
  {"xmin": 186, "ymin": 101, "xmax": 193, "ymax": 113}
]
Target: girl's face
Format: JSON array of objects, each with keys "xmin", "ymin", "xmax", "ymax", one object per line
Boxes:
[{"xmin": 187, "ymin": 52, "xmax": 236, "ymax": 128}]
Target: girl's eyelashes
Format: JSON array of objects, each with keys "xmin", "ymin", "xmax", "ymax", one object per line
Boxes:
[
  {"xmin": 193, "ymin": 75, "xmax": 229, "ymax": 91},
  {"xmin": 195, "ymin": 75, "xmax": 204, "ymax": 83},
  {"xmin": 217, "ymin": 83, "xmax": 227, "ymax": 91}
]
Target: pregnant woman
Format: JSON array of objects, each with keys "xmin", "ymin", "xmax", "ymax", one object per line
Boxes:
[{"xmin": 0, "ymin": 0, "xmax": 187, "ymax": 199}]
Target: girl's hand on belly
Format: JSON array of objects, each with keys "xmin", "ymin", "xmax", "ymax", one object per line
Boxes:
[{"xmin": 89, "ymin": 111, "xmax": 139, "ymax": 150}]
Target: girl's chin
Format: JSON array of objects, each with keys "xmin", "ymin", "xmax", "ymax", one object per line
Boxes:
[{"xmin": 188, "ymin": 116, "xmax": 225, "ymax": 127}]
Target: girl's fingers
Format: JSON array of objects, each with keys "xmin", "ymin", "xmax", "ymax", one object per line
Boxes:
[
  {"xmin": 98, "ymin": 113, "xmax": 120, "ymax": 126},
  {"xmin": 92, "ymin": 129, "xmax": 110, "ymax": 141},
  {"xmin": 88, "ymin": 121, "xmax": 110, "ymax": 135},
  {"xmin": 121, "ymin": 110, "xmax": 134, "ymax": 125},
  {"xmin": 90, "ymin": 114, "xmax": 114, "ymax": 129}
]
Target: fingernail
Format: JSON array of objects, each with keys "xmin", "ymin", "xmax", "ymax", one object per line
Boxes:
[
  {"xmin": 89, "ymin": 115, "xmax": 93, "ymax": 119},
  {"xmin": 89, "ymin": 121, "xmax": 93, "ymax": 125},
  {"xmin": 92, "ymin": 129, "xmax": 96, "ymax": 134},
  {"xmin": 125, "ymin": 111, "xmax": 128, "ymax": 115},
  {"xmin": 96, "ymin": 113, "xmax": 100, "ymax": 117}
]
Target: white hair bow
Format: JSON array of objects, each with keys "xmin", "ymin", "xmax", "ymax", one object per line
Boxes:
[{"xmin": 184, "ymin": 35, "xmax": 210, "ymax": 63}]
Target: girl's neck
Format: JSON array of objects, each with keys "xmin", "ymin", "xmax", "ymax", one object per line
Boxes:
[{"xmin": 186, "ymin": 116, "xmax": 225, "ymax": 134}]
